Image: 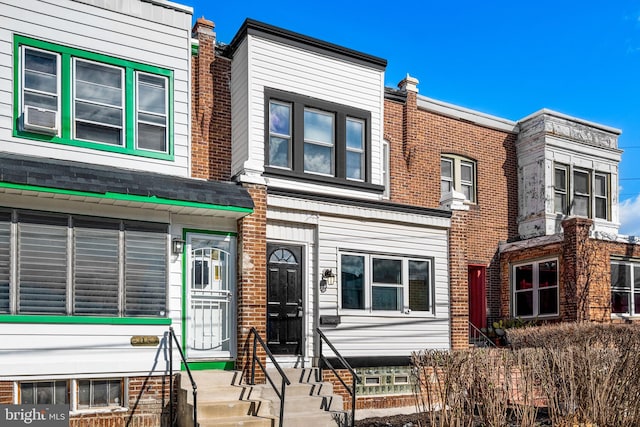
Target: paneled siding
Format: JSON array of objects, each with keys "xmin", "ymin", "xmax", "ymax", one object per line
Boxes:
[
  {"xmin": 267, "ymin": 196, "xmax": 451, "ymax": 358},
  {"xmin": 0, "ymin": 0, "xmax": 191, "ymax": 176},
  {"xmin": 232, "ymin": 34, "xmax": 385, "ymax": 196}
]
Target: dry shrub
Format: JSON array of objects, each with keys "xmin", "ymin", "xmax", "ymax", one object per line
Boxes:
[{"xmin": 413, "ymin": 323, "xmax": 640, "ymax": 426}]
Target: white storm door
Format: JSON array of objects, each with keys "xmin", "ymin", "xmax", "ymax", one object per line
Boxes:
[{"xmin": 186, "ymin": 234, "xmax": 236, "ymax": 359}]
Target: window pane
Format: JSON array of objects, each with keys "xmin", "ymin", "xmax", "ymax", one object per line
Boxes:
[
  {"xmin": 346, "ymin": 118, "xmax": 364, "ymax": 150},
  {"xmin": 574, "ymin": 195, "xmax": 589, "ymax": 217},
  {"xmin": 25, "ymin": 49, "xmax": 57, "ymax": 76},
  {"xmin": 515, "ymin": 264, "xmax": 533, "ymax": 290},
  {"xmin": 92, "ymin": 380, "xmax": 109, "ymax": 406},
  {"xmin": 304, "ymin": 109, "xmax": 333, "ymax": 144},
  {"xmin": 138, "ymin": 74, "xmax": 166, "ymax": 114},
  {"xmin": 341, "ymin": 255, "xmax": 364, "ymax": 309},
  {"xmin": 21, "ymin": 381, "xmax": 68, "ymax": 405},
  {"xmin": 137, "ymin": 123, "xmax": 166, "ymax": 152},
  {"xmin": 441, "ymin": 159, "xmax": 452, "ymax": 179},
  {"xmin": 24, "ymin": 92, "xmax": 57, "ymax": 110},
  {"xmin": 515, "ymin": 291, "xmax": 533, "ymax": 317},
  {"xmin": 462, "ymin": 184, "xmax": 472, "ymax": 201},
  {"xmin": 611, "ymin": 264, "xmax": 630, "ymax": 290},
  {"xmin": 372, "ymin": 258, "xmax": 401, "ymax": 284},
  {"xmin": 595, "ymin": 175, "xmax": 606, "ymax": 196},
  {"xmin": 124, "ymin": 228, "xmax": 167, "ymax": 316},
  {"xmin": 76, "ymin": 61, "xmax": 122, "ymax": 94},
  {"xmin": 24, "ymin": 49, "xmax": 58, "ymax": 103},
  {"xmin": 595, "ymin": 198, "xmax": 607, "ymax": 220},
  {"xmin": 346, "ymin": 151, "xmax": 363, "ymax": 180},
  {"xmin": 441, "ymin": 179, "xmax": 452, "ymax": 194},
  {"xmin": 303, "ymin": 142, "xmax": 332, "ymax": 175},
  {"xmin": 74, "ymin": 224, "xmax": 119, "ymax": 315},
  {"xmin": 555, "ymin": 193, "xmax": 566, "ymax": 214},
  {"xmin": 538, "ymin": 261, "xmax": 557, "ymax": 288},
  {"xmin": 409, "ymin": 260, "xmax": 429, "ymax": 311},
  {"xmin": 574, "ymin": 171, "xmax": 589, "ymax": 194},
  {"xmin": 269, "ymin": 102, "xmax": 291, "ymax": 135},
  {"xmin": 372, "ymin": 286, "xmax": 402, "ymax": 310},
  {"xmin": 0, "ymin": 214, "xmax": 10, "ymax": 313},
  {"xmin": 76, "ymin": 121, "xmax": 122, "ymax": 146},
  {"xmin": 555, "ymin": 167, "xmax": 566, "ymax": 191},
  {"xmin": 612, "ymin": 291, "xmax": 629, "ymax": 314},
  {"xmin": 75, "ymin": 101, "xmax": 122, "ymax": 126},
  {"xmin": 460, "ymin": 162, "xmax": 473, "ymax": 182},
  {"xmin": 18, "ymin": 220, "xmax": 67, "ymax": 314},
  {"xmin": 539, "ymin": 287, "xmax": 558, "ymax": 315},
  {"xmin": 269, "ymin": 136, "xmax": 290, "ymax": 168}
]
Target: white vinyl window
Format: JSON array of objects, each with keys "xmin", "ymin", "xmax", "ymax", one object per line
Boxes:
[
  {"xmin": 136, "ymin": 72, "xmax": 168, "ymax": 152},
  {"xmin": 340, "ymin": 252, "xmax": 432, "ymax": 314},
  {"xmin": 382, "ymin": 140, "xmax": 390, "ymax": 198},
  {"xmin": 21, "ymin": 47, "xmax": 60, "ymax": 134},
  {"xmin": 553, "ymin": 163, "xmax": 610, "ymax": 221},
  {"xmin": 73, "ymin": 59, "xmax": 124, "ymax": 146},
  {"xmin": 268, "ymin": 100, "xmax": 292, "ymax": 169},
  {"xmin": 611, "ymin": 261, "xmax": 640, "ymax": 316},
  {"xmin": 441, "ymin": 155, "xmax": 476, "ymax": 203},
  {"xmin": 513, "ymin": 259, "xmax": 558, "ymax": 317},
  {"xmin": 346, "ymin": 117, "xmax": 365, "ymax": 181}
]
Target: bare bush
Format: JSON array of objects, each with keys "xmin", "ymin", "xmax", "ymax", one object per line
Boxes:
[{"xmin": 413, "ymin": 323, "xmax": 640, "ymax": 426}]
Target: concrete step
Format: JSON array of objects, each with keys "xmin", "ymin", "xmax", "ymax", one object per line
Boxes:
[
  {"xmin": 276, "ymin": 411, "xmax": 347, "ymax": 427},
  {"xmin": 272, "ymin": 394, "xmax": 344, "ymax": 414},
  {"xmin": 197, "ymin": 399, "xmax": 272, "ymax": 418},
  {"xmin": 197, "ymin": 415, "xmax": 275, "ymax": 427}
]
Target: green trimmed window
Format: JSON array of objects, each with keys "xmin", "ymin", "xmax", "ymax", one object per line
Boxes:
[
  {"xmin": 0, "ymin": 209, "xmax": 168, "ymax": 318},
  {"xmin": 13, "ymin": 35, "xmax": 173, "ymax": 160}
]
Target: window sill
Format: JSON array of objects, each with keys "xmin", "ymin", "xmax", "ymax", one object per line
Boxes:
[
  {"xmin": 265, "ymin": 168, "xmax": 384, "ymax": 193},
  {"xmin": 338, "ymin": 310, "xmax": 436, "ymax": 318},
  {"xmin": 71, "ymin": 407, "xmax": 128, "ymax": 416},
  {"xmin": 0, "ymin": 315, "xmax": 171, "ymax": 325}
]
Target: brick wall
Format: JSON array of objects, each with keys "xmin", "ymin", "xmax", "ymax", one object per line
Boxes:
[
  {"xmin": 237, "ymin": 184, "xmax": 268, "ymax": 381},
  {"xmin": 0, "ymin": 376, "xmax": 173, "ymax": 427},
  {"xmin": 191, "ymin": 18, "xmax": 232, "ymax": 181},
  {"xmin": 385, "ymin": 83, "xmax": 518, "ymax": 329},
  {"xmin": 449, "ymin": 209, "xmax": 470, "ymax": 349},
  {"xmin": 500, "ymin": 217, "xmax": 640, "ymax": 323}
]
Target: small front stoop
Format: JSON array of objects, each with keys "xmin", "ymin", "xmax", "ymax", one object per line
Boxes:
[
  {"xmin": 175, "ymin": 368, "xmax": 348, "ymax": 427},
  {"xmin": 254, "ymin": 368, "xmax": 348, "ymax": 427},
  {"xmin": 176, "ymin": 370, "xmax": 275, "ymax": 427}
]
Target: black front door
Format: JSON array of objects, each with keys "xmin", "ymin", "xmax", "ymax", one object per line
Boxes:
[{"xmin": 266, "ymin": 244, "xmax": 303, "ymax": 355}]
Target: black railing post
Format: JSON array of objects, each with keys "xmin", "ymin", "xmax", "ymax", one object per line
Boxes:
[
  {"xmin": 169, "ymin": 329, "xmax": 173, "ymax": 426},
  {"xmin": 251, "ymin": 333, "xmax": 257, "ymax": 385},
  {"xmin": 167, "ymin": 327, "xmax": 197, "ymax": 427}
]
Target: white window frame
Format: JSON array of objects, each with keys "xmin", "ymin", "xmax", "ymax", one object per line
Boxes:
[
  {"xmin": 20, "ymin": 46, "xmax": 61, "ymax": 135},
  {"xmin": 72, "ymin": 57, "xmax": 125, "ymax": 146},
  {"xmin": 345, "ymin": 117, "xmax": 365, "ymax": 182},
  {"xmin": 441, "ymin": 155, "xmax": 476, "ymax": 203},
  {"xmin": 339, "ymin": 252, "xmax": 434, "ymax": 316},
  {"xmin": 303, "ymin": 107, "xmax": 335, "ymax": 177},
  {"xmin": 553, "ymin": 163, "xmax": 611, "ymax": 221},
  {"xmin": 611, "ymin": 260, "xmax": 640, "ymax": 317},
  {"xmin": 382, "ymin": 140, "xmax": 390, "ymax": 198},
  {"xmin": 512, "ymin": 258, "xmax": 559, "ymax": 318},
  {"xmin": 135, "ymin": 71, "xmax": 169, "ymax": 153}
]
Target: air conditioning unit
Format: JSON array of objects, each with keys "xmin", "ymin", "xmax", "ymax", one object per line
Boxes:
[{"xmin": 23, "ymin": 106, "xmax": 58, "ymax": 135}]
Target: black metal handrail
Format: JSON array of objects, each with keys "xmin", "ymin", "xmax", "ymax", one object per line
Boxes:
[
  {"xmin": 468, "ymin": 321, "xmax": 496, "ymax": 348},
  {"xmin": 316, "ymin": 327, "xmax": 360, "ymax": 427},
  {"xmin": 248, "ymin": 327, "xmax": 291, "ymax": 427},
  {"xmin": 168, "ymin": 327, "xmax": 197, "ymax": 427}
]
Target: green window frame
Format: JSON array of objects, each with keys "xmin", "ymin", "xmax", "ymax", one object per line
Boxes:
[{"xmin": 13, "ymin": 35, "xmax": 174, "ymax": 160}]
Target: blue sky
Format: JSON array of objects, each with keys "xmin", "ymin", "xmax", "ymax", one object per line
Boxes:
[{"xmin": 186, "ymin": 0, "xmax": 640, "ymax": 235}]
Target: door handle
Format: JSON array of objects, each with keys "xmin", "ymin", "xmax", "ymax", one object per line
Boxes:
[{"xmin": 297, "ymin": 298, "xmax": 303, "ymax": 317}]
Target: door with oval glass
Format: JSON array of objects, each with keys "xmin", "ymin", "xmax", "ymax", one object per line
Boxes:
[
  {"xmin": 186, "ymin": 233, "xmax": 236, "ymax": 359},
  {"xmin": 266, "ymin": 244, "xmax": 303, "ymax": 355}
]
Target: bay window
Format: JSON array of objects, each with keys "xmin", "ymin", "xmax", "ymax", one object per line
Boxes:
[
  {"xmin": 340, "ymin": 252, "xmax": 433, "ymax": 314},
  {"xmin": 553, "ymin": 163, "xmax": 610, "ymax": 220}
]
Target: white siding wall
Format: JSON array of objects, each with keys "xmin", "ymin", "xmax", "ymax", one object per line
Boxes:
[
  {"xmin": 267, "ymin": 197, "xmax": 451, "ymax": 361},
  {"xmin": 0, "ymin": 0, "xmax": 192, "ymax": 177},
  {"xmin": 232, "ymin": 34, "xmax": 385, "ymax": 197},
  {"xmin": 0, "ymin": 192, "xmax": 238, "ymax": 378}
]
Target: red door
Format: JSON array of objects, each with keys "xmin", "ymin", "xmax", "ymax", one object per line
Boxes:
[{"xmin": 468, "ymin": 266, "xmax": 486, "ymax": 329}]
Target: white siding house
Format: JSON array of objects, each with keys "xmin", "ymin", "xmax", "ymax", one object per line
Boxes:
[
  {"xmin": 228, "ymin": 19, "xmax": 453, "ymax": 384},
  {"xmin": 0, "ymin": 1, "xmax": 254, "ymax": 423}
]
